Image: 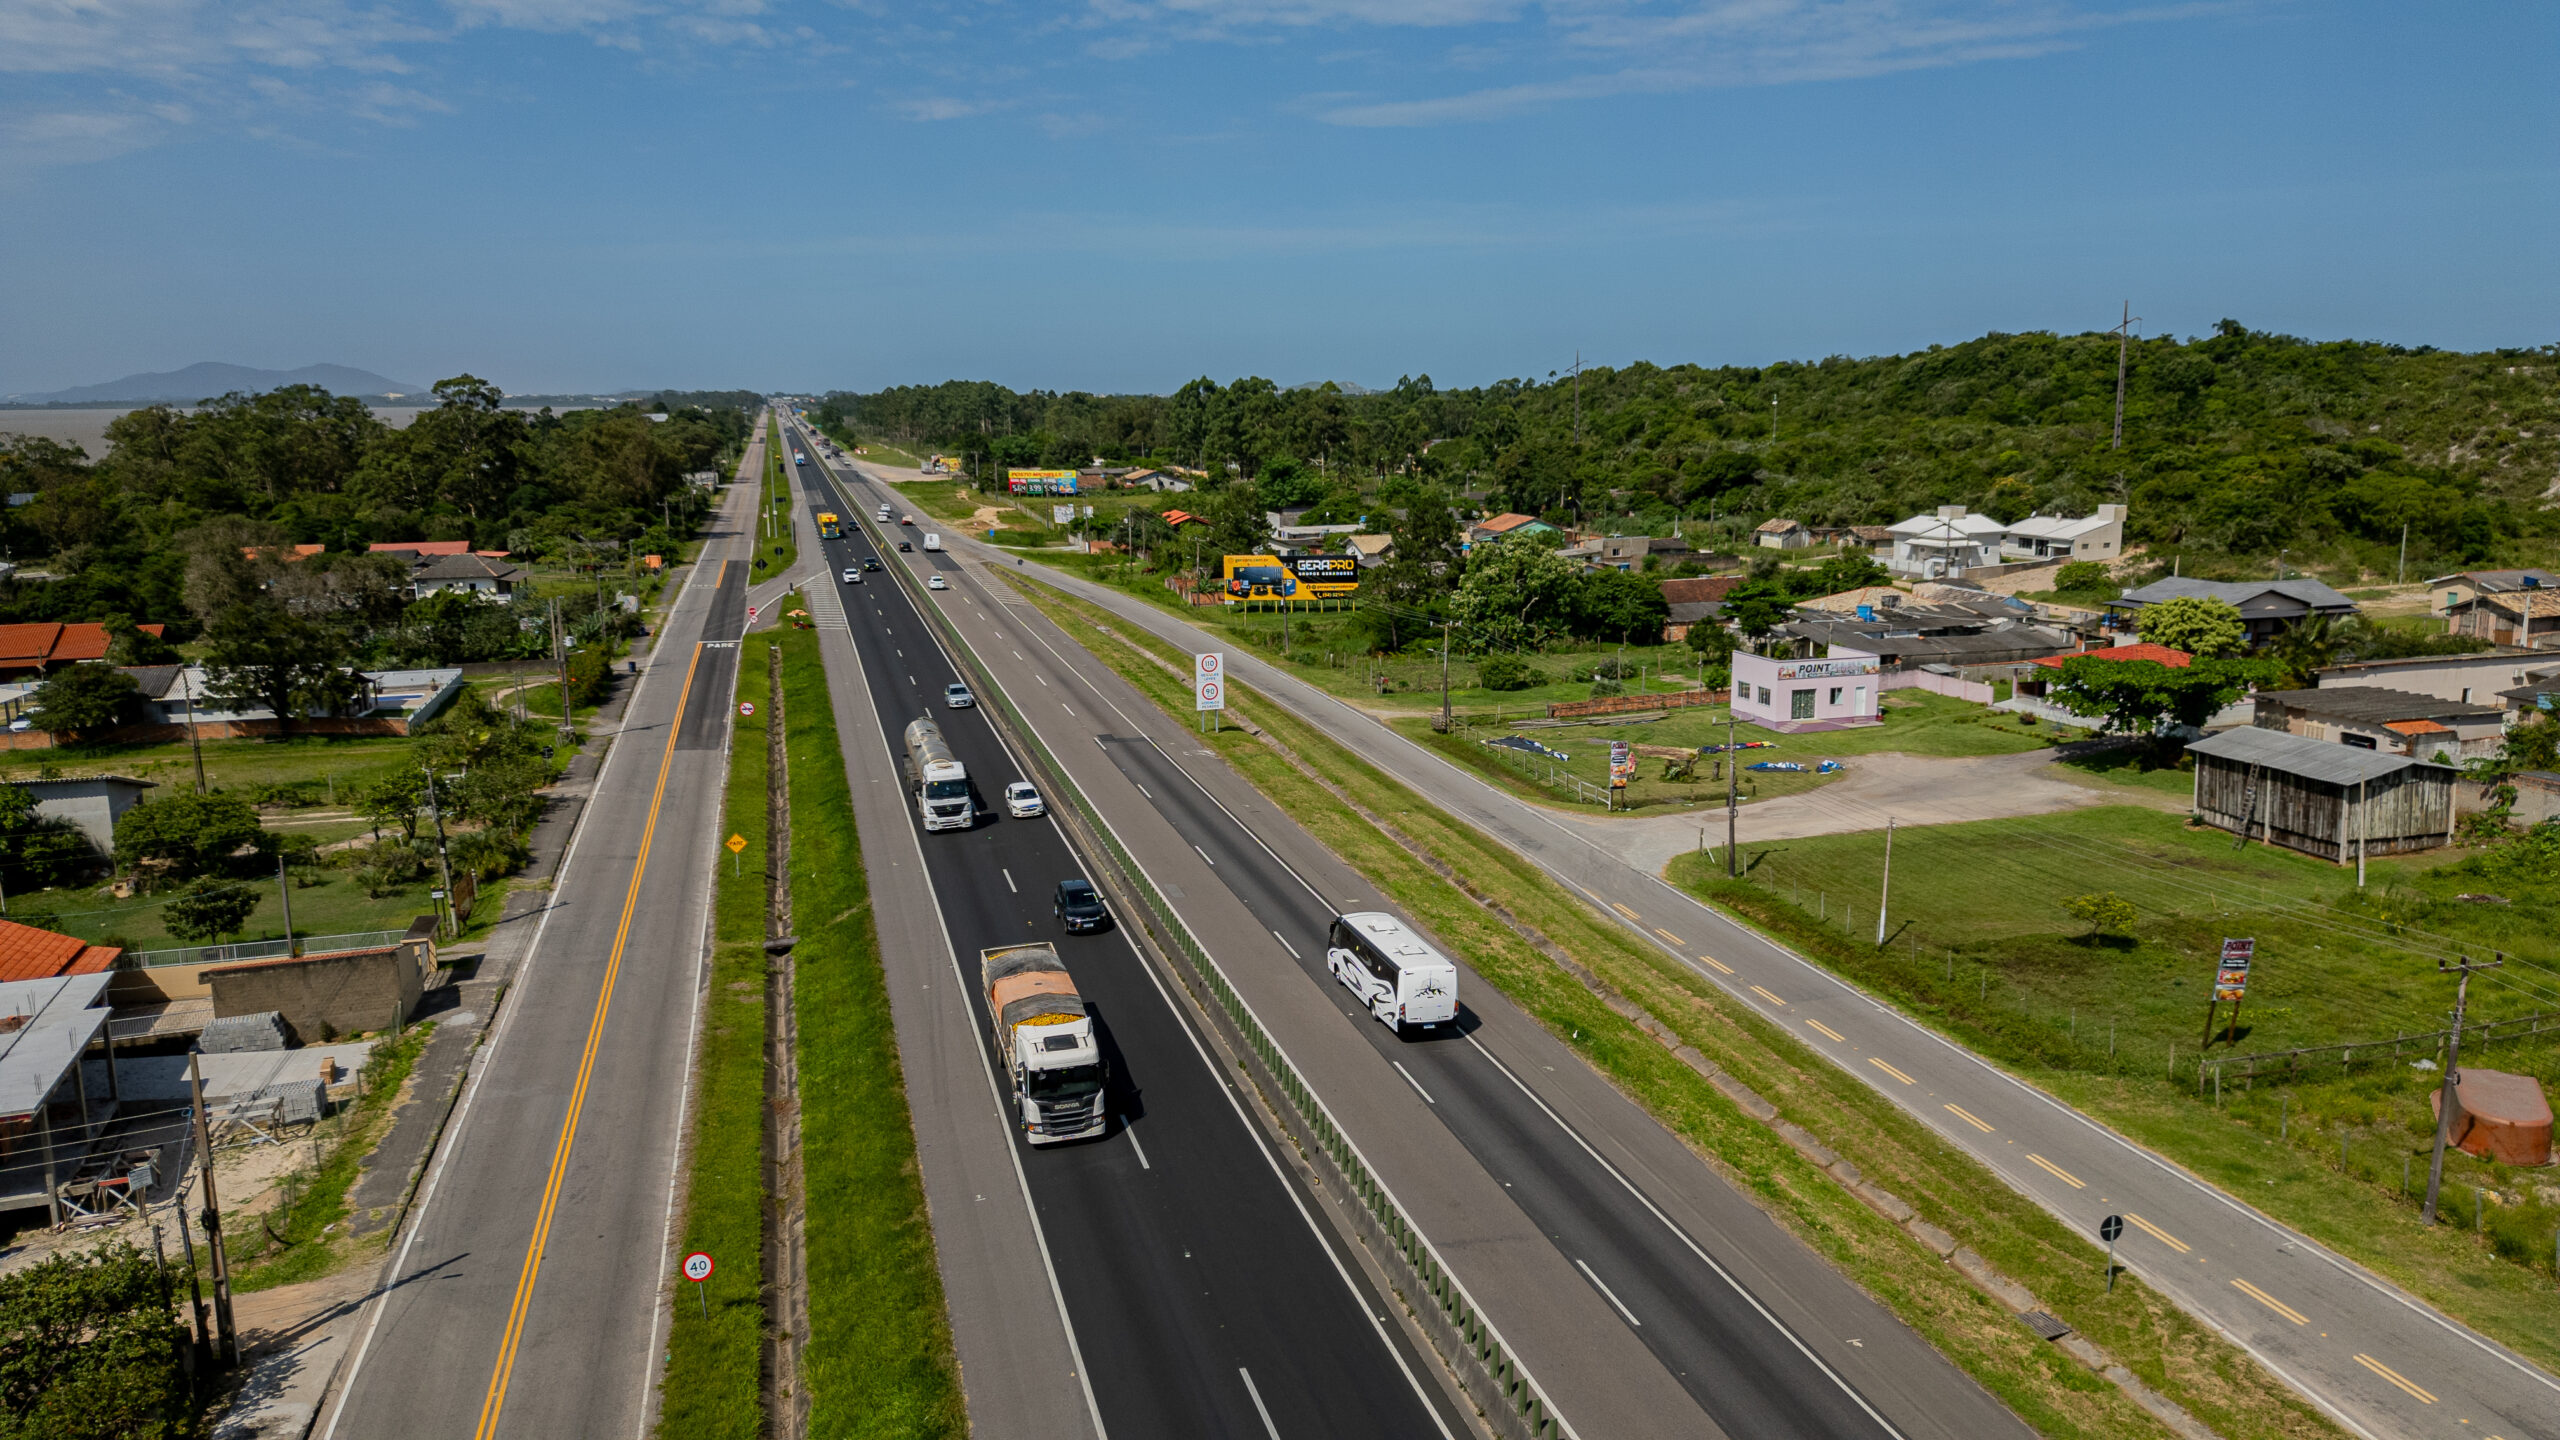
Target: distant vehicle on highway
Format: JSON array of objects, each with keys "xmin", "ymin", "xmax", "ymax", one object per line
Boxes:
[
  {"xmin": 817, "ymin": 512, "xmax": 841, "ymax": 537},
  {"xmin": 980, "ymin": 942, "xmax": 1106, "ymax": 1143},
  {"xmin": 900, "ymin": 515, "xmax": 915, "ymax": 526},
  {"xmin": 1004, "ymin": 781, "xmax": 1044, "ymax": 818},
  {"xmin": 898, "ymin": 541, "xmax": 912, "ymax": 552},
  {"xmin": 902, "ymin": 717, "xmax": 970, "ymax": 832},
  {"xmin": 1327, "ymin": 912, "xmax": 1458, "ymax": 1034},
  {"xmin": 862, "ymin": 557, "xmax": 881, "ymax": 571},
  {"xmin": 927, "ymin": 575, "xmax": 948, "ymax": 590},
  {"xmin": 1053, "ymin": 879, "xmax": 1110, "ymax": 934},
  {"xmin": 792, "ymin": 451, "xmax": 806, "ymax": 466},
  {"xmin": 944, "ymin": 681, "xmax": 975, "ymax": 709},
  {"xmin": 923, "ymin": 533, "xmax": 944, "ymax": 552},
  {"xmin": 841, "ymin": 567, "xmax": 861, "ymax": 584}
]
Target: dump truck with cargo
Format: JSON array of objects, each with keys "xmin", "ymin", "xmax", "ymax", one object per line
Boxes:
[
  {"xmin": 981, "ymin": 943, "xmax": 1108, "ymax": 1143},
  {"xmin": 902, "ymin": 716, "xmax": 972, "ymax": 832}
]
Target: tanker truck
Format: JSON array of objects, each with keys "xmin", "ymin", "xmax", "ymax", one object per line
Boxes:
[
  {"xmin": 903, "ymin": 717, "xmax": 972, "ymax": 832},
  {"xmin": 981, "ymin": 943, "xmax": 1108, "ymax": 1144}
]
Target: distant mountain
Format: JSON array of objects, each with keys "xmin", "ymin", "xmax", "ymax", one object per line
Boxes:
[{"xmin": 7, "ymin": 362, "xmax": 429, "ymax": 405}]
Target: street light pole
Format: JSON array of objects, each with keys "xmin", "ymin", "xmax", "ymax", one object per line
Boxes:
[{"xmin": 2423, "ymin": 955, "xmax": 2502, "ymax": 1225}]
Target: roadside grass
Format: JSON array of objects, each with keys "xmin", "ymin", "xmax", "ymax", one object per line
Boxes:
[
  {"xmin": 2052, "ymin": 744, "xmax": 2200, "ymax": 798},
  {"xmin": 1672, "ymin": 809, "xmax": 2560, "ymax": 1365},
  {"xmin": 655, "ymin": 624, "xmax": 772, "ymax": 1440},
  {"xmin": 29, "ymin": 869, "xmax": 434, "ymax": 952},
  {"xmin": 1003, "ymin": 571, "xmax": 2349, "ymax": 1440},
  {"xmin": 777, "ymin": 620, "xmax": 967, "ymax": 1437},
  {"xmin": 223, "ymin": 1020, "xmax": 435, "ymax": 1293},
  {"xmin": 0, "ymin": 733, "xmax": 421, "ymax": 795}
]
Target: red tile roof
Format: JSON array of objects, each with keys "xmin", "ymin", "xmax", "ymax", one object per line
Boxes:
[
  {"xmin": 2384, "ymin": 719, "xmax": 2451, "ymax": 736},
  {"xmin": 2032, "ymin": 642, "xmax": 2195, "ymax": 670},
  {"xmin": 1659, "ymin": 576, "xmax": 1742, "ymax": 605},
  {"xmin": 0, "ymin": 919, "xmax": 119, "ymax": 984},
  {"xmin": 0, "ymin": 622, "xmax": 162, "ymax": 670},
  {"xmin": 369, "ymin": 540, "xmax": 474, "ymax": 556},
  {"xmin": 0, "ymin": 624, "xmax": 62, "ymax": 667}
]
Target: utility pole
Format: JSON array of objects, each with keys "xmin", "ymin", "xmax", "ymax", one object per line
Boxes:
[
  {"xmin": 276, "ymin": 852, "xmax": 297, "ymax": 956},
  {"xmin": 187, "ymin": 1055, "xmax": 239, "ymax": 1367},
  {"xmin": 422, "ymin": 764, "xmax": 457, "ymax": 940},
  {"xmin": 184, "ymin": 685, "xmax": 208, "ymax": 795},
  {"xmin": 1770, "ymin": 397, "xmax": 1778, "ymax": 442},
  {"xmin": 1570, "ymin": 350, "xmax": 1583, "ymax": 446},
  {"xmin": 1438, "ymin": 619, "xmax": 1454, "ymax": 732},
  {"xmin": 1875, "ymin": 816, "xmax": 1895, "ymax": 945},
  {"xmin": 2423, "ymin": 954, "xmax": 2502, "ymax": 1225},
  {"xmin": 2110, "ymin": 301, "xmax": 2141, "ymax": 450},
  {"xmin": 1724, "ymin": 706, "xmax": 1739, "ymax": 878},
  {"xmin": 553, "ymin": 599, "xmax": 573, "ymax": 738},
  {"xmin": 2397, "ymin": 523, "xmax": 2408, "ymax": 586}
]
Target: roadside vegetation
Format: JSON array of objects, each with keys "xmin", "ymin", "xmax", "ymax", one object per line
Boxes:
[
  {"xmin": 759, "ymin": 416, "xmax": 798, "ymax": 581},
  {"xmin": 1004, "ymin": 570, "xmax": 2350, "ymax": 1440},
  {"xmin": 222, "ymin": 1020, "xmax": 436, "ymax": 1292}
]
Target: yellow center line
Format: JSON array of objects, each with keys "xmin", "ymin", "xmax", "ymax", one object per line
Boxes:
[
  {"xmin": 1869, "ymin": 1057, "xmax": 1917, "ymax": 1085},
  {"xmin": 1748, "ymin": 984, "xmax": 1787, "ymax": 1007},
  {"xmin": 2354, "ymin": 1353, "xmax": 2435, "ymax": 1403},
  {"xmin": 1695, "ymin": 953, "xmax": 1735, "ymax": 975},
  {"xmin": 1805, "ymin": 1019, "xmax": 1845, "ymax": 1042},
  {"xmin": 1611, "ymin": 902, "xmax": 1641, "ymax": 922},
  {"xmin": 2025, "ymin": 1152, "xmax": 2086, "ymax": 1189},
  {"xmin": 1653, "ymin": 927, "xmax": 1686, "ymax": 946},
  {"xmin": 2232, "ymin": 1278, "xmax": 2310, "ymax": 1326},
  {"xmin": 2125, "ymin": 1213, "xmax": 2190, "ymax": 1254},
  {"xmin": 474, "ymin": 640, "xmax": 707, "ymax": 1440},
  {"xmin": 1943, "ymin": 1103, "xmax": 1994, "ymax": 1133}
]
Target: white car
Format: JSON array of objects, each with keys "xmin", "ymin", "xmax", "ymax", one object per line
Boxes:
[
  {"xmin": 927, "ymin": 575, "xmax": 948, "ymax": 590},
  {"xmin": 1003, "ymin": 782, "xmax": 1045, "ymax": 818},
  {"xmin": 944, "ymin": 682, "xmax": 975, "ymax": 709},
  {"xmin": 841, "ymin": 567, "xmax": 861, "ymax": 584}
]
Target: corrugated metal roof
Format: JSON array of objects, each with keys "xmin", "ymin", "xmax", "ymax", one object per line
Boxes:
[{"xmin": 2186, "ymin": 726, "xmax": 2451, "ymax": 785}]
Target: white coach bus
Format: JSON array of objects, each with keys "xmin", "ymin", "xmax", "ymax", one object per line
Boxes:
[{"xmin": 1326, "ymin": 912, "xmax": 1459, "ymax": 1034}]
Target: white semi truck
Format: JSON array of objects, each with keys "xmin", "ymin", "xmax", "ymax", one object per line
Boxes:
[
  {"xmin": 902, "ymin": 717, "xmax": 972, "ymax": 831},
  {"xmin": 981, "ymin": 943, "xmax": 1107, "ymax": 1144}
]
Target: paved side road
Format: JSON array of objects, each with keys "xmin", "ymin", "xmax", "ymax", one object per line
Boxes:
[{"xmin": 940, "ymin": 528, "xmax": 2560, "ymax": 1440}]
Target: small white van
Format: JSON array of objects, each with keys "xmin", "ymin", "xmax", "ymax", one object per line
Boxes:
[{"xmin": 1326, "ymin": 913, "xmax": 1459, "ymax": 1033}]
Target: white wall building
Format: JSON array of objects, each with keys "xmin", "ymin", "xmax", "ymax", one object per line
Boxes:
[
  {"xmin": 2000, "ymin": 505, "xmax": 2126, "ymax": 562},
  {"xmin": 1883, "ymin": 506, "xmax": 2007, "ymax": 578}
]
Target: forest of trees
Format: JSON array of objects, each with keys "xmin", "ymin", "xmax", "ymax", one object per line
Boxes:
[
  {"xmin": 0, "ymin": 377, "xmax": 748, "ymax": 661},
  {"xmin": 814, "ymin": 323, "xmax": 2560, "ymax": 581}
]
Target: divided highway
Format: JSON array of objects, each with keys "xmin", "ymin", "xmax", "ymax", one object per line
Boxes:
[
  {"xmin": 798, "ymin": 470, "xmax": 1465, "ymax": 1438},
  {"xmin": 795, "ymin": 425, "xmax": 2035, "ymax": 1440}
]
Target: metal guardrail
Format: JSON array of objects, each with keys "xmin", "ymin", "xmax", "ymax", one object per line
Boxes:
[
  {"xmin": 863, "ymin": 515, "xmax": 1569, "ymax": 1437},
  {"xmin": 2199, "ymin": 1009, "xmax": 2560, "ymax": 1089},
  {"xmin": 127, "ymin": 929, "xmax": 411, "ymax": 969}
]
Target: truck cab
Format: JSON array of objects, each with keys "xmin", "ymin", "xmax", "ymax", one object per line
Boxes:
[{"xmin": 982, "ymin": 943, "xmax": 1108, "ymax": 1144}]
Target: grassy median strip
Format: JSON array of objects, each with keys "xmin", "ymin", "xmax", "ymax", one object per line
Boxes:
[
  {"xmin": 778, "ymin": 620, "xmax": 967, "ymax": 1438},
  {"xmin": 655, "ymin": 637, "xmax": 771, "ymax": 1440},
  {"xmin": 1005, "ymin": 572, "xmax": 2349, "ymax": 1440}
]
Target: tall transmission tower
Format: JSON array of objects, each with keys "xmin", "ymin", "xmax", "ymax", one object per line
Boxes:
[{"xmin": 2110, "ymin": 301, "xmax": 2143, "ymax": 450}]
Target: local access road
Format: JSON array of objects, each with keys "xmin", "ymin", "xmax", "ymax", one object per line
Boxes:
[
  {"xmin": 871, "ymin": 472, "xmax": 2560, "ymax": 1440},
  {"xmin": 792, "ymin": 455, "xmax": 1466, "ymax": 1440},
  {"xmin": 797, "ymin": 430, "xmax": 2035, "ymax": 1440},
  {"xmin": 320, "ymin": 422, "xmax": 765, "ymax": 1440}
]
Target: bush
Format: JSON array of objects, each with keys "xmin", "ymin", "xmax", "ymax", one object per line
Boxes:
[
  {"xmin": 112, "ymin": 792, "xmax": 264, "ymax": 885},
  {"xmin": 2051, "ymin": 560, "xmax": 2113, "ymax": 593},
  {"xmin": 163, "ymin": 878, "xmax": 260, "ymax": 944},
  {"xmin": 1477, "ymin": 653, "xmax": 1543, "ymax": 691},
  {"xmin": 0, "ymin": 1242, "xmax": 197, "ymax": 1440},
  {"xmin": 2060, "ymin": 891, "xmax": 2138, "ymax": 937}
]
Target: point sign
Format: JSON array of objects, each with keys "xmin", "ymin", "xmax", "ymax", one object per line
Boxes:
[{"xmin": 683, "ymin": 1251, "xmax": 714, "ymax": 1283}]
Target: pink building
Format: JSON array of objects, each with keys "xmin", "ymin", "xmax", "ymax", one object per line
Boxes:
[{"xmin": 1732, "ymin": 648, "xmax": 1882, "ymax": 732}]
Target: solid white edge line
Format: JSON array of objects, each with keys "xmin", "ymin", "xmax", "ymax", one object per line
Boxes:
[
  {"xmin": 1004, "ymin": 868, "xmax": 1018, "ymax": 894},
  {"xmin": 1576, "ymin": 1259, "xmax": 1642, "ymax": 1328},
  {"xmin": 1240, "ymin": 1367, "xmax": 1284, "ymax": 1440},
  {"xmin": 1271, "ymin": 929, "xmax": 1300, "ymax": 960},
  {"xmin": 1122, "ymin": 1116, "xmax": 1150, "ymax": 1170},
  {"xmin": 1194, "ymin": 844, "xmax": 1216, "ymax": 866},
  {"xmin": 1392, "ymin": 1061, "xmax": 1436, "ymax": 1106}
]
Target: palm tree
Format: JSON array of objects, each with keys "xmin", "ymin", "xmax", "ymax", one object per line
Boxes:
[{"xmin": 2262, "ymin": 614, "xmax": 2349, "ymax": 687}]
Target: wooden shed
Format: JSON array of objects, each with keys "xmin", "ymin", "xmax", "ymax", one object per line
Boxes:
[{"xmin": 2186, "ymin": 727, "xmax": 2457, "ymax": 863}]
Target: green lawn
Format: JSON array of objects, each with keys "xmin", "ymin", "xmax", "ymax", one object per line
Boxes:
[{"xmin": 1671, "ymin": 806, "xmax": 2560, "ymax": 1362}]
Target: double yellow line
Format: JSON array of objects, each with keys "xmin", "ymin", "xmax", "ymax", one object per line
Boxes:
[{"xmin": 473, "ymin": 638, "xmax": 707, "ymax": 1440}]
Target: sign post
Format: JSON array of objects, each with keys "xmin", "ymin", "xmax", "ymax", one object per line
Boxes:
[
  {"xmin": 1607, "ymin": 740, "xmax": 1634, "ymax": 809},
  {"xmin": 1194, "ymin": 652, "xmax": 1224, "ymax": 734},
  {"xmin": 726, "ymin": 832, "xmax": 747, "ymax": 877},
  {"xmin": 682, "ymin": 1251, "xmax": 714, "ymax": 1319},
  {"xmin": 2203, "ymin": 938, "xmax": 2254, "ymax": 1048},
  {"xmin": 2099, "ymin": 1215, "xmax": 2124, "ymax": 1292}
]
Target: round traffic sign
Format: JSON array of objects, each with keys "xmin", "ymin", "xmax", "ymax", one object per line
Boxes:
[
  {"xmin": 739, "ymin": 701, "xmax": 756, "ymax": 717},
  {"xmin": 2098, "ymin": 1215, "xmax": 2124, "ymax": 1243},
  {"xmin": 1198, "ymin": 681, "xmax": 1221, "ymax": 704},
  {"xmin": 1198, "ymin": 653, "xmax": 1222, "ymax": 675},
  {"xmin": 682, "ymin": 1251, "xmax": 714, "ymax": 1283}
]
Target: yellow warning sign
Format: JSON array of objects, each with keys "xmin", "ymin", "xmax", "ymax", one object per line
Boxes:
[{"xmin": 726, "ymin": 834, "xmax": 748, "ymax": 854}]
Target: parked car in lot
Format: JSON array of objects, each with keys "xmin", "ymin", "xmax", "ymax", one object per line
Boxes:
[
  {"xmin": 944, "ymin": 682, "xmax": 975, "ymax": 709},
  {"xmin": 841, "ymin": 567, "xmax": 861, "ymax": 584},
  {"xmin": 1053, "ymin": 878, "xmax": 1109, "ymax": 933},
  {"xmin": 927, "ymin": 575, "xmax": 948, "ymax": 590},
  {"xmin": 1004, "ymin": 781, "xmax": 1044, "ymax": 818}
]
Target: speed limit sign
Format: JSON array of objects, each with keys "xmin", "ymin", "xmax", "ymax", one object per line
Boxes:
[{"xmin": 682, "ymin": 1252, "xmax": 714, "ymax": 1283}]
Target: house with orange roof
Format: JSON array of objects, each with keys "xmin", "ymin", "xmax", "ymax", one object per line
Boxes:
[
  {"xmin": 0, "ymin": 923, "xmax": 125, "ymax": 1218},
  {"xmin": 1462, "ymin": 512, "xmax": 1559, "ymax": 548},
  {"xmin": 0, "ymin": 622, "xmax": 169, "ymax": 680},
  {"xmin": 2249, "ymin": 686, "xmax": 2507, "ymax": 761}
]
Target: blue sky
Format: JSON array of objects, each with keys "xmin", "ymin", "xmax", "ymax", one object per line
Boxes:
[{"xmin": 2, "ymin": 1, "xmax": 2551, "ymax": 397}]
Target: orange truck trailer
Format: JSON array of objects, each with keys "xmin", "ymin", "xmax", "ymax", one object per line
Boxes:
[{"xmin": 981, "ymin": 943, "xmax": 1108, "ymax": 1143}]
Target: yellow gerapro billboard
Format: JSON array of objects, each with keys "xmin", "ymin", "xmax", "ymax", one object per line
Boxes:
[
  {"xmin": 1220, "ymin": 553, "xmax": 1358, "ymax": 601},
  {"xmin": 1285, "ymin": 554, "xmax": 1359, "ymax": 598}
]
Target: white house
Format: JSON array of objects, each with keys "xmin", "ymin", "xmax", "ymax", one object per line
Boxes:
[
  {"xmin": 408, "ymin": 553, "xmax": 528, "ymax": 600},
  {"xmin": 1754, "ymin": 518, "xmax": 1812, "ymax": 550},
  {"xmin": 2000, "ymin": 505, "xmax": 2127, "ymax": 562},
  {"xmin": 1883, "ymin": 506, "xmax": 2007, "ymax": 577}
]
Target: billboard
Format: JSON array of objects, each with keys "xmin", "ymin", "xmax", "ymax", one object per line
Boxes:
[
  {"xmin": 1286, "ymin": 554, "xmax": 1360, "ymax": 598},
  {"xmin": 1775, "ymin": 657, "xmax": 1881, "ymax": 681},
  {"xmin": 1221, "ymin": 554, "xmax": 1297, "ymax": 601},
  {"xmin": 2213, "ymin": 938, "xmax": 2254, "ymax": 1001},
  {"xmin": 1006, "ymin": 469, "xmax": 1081, "ymax": 496}
]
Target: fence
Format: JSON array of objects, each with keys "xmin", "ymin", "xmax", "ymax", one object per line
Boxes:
[
  {"xmin": 930, "ymin": 557, "xmax": 1570, "ymax": 1439},
  {"xmin": 1548, "ymin": 687, "xmax": 1726, "ymax": 720},
  {"xmin": 126, "ymin": 930, "xmax": 413, "ymax": 970},
  {"xmin": 1880, "ymin": 670, "xmax": 1995, "ymax": 703},
  {"xmin": 1477, "ymin": 735, "xmax": 1615, "ymax": 807},
  {"xmin": 2199, "ymin": 1009, "xmax": 2560, "ymax": 1090}
]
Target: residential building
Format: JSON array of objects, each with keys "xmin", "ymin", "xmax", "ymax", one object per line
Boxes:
[
  {"xmin": 2011, "ymin": 642, "xmax": 2193, "ymax": 709},
  {"xmin": 2103, "ymin": 577, "xmax": 2360, "ymax": 642},
  {"xmin": 1732, "ymin": 648, "xmax": 1882, "ymax": 731},
  {"xmin": 1998, "ymin": 506, "xmax": 2127, "ymax": 562},
  {"xmin": 1345, "ymin": 534, "xmax": 1394, "ymax": 568},
  {"xmin": 2314, "ymin": 651, "xmax": 2560, "ymax": 712},
  {"xmin": 1588, "ymin": 535, "xmax": 1692, "ymax": 570},
  {"xmin": 407, "ymin": 552, "xmax": 528, "ymax": 599},
  {"xmin": 2427, "ymin": 569, "xmax": 2559, "ymax": 618},
  {"xmin": 2444, "ymin": 586, "xmax": 2560, "ymax": 648},
  {"xmin": 0, "ymin": 918, "xmax": 122, "ymax": 983},
  {"xmin": 2251, "ymin": 686, "xmax": 2508, "ymax": 761},
  {"xmin": 2186, "ymin": 727, "xmax": 2457, "ymax": 862},
  {"xmin": 119, "ymin": 666, "xmax": 464, "ymax": 737},
  {"xmin": 1792, "ymin": 586, "xmax": 1908, "ymax": 616},
  {"xmin": 7, "ymin": 774, "xmax": 156, "ymax": 855},
  {"xmin": 240, "ymin": 544, "xmax": 326, "ymax": 563},
  {"xmin": 1753, "ymin": 518, "xmax": 1811, "ymax": 550},
  {"xmin": 369, "ymin": 540, "xmax": 507, "ymax": 558},
  {"xmin": 1464, "ymin": 513, "xmax": 1559, "ymax": 547},
  {"xmin": 0, "ymin": 969, "xmax": 120, "ymax": 1218},
  {"xmin": 1882, "ymin": 506, "xmax": 2007, "ymax": 577},
  {"xmin": 0, "ymin": 623, "xmax": 169, "ymax": 680}
]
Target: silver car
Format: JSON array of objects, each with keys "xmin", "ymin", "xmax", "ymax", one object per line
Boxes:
[{"xmin": 944, "ymin": 682, "xmax": 975, "ymax": 709}]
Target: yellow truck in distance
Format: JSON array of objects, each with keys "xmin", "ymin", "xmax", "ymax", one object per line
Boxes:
[
  {"xmin": 817, "ymin": 512, "xmax": 841, "ymax": 538},
  {"xmin": 982, "ymin": 943, "xmax": 1107, "ymax": 1144}
]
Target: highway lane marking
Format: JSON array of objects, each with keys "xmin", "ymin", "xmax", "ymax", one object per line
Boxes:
[
  {"xmin": 1653, "ymin": 927, "xmax": 1685, "ymax": 946},
  {"xmin": 1121, "ymin": 1116, "xmax": 1150, "ymax": 1170},
  {"xmin": 1869, "ymin": 1058, "xmax": 1917, "ymax": 1085},
  {"xmin": 1611, "ymin": 902, "xmax": 1641, "ymax": 921},
  {"xmin": 2355, "ymin": 1353, "xmax": 2435, "ymax": 1403},
  {"xmin": 1695, "ymin": 953, "xmax": 1735, "ymax": 974},
  {"xmin": 1239, "ymin": 1368, "xmax": 1284, "ymax": 1440},
  {"xmin": 1137, "ymin": 783, "xmax": 1152, "ymax": 799},
  {"xmin": 1805, "ymin": 1019, "xmax": 1845, "ymax": 1042},
  {"xmin": 1392, "ymin": 1062, "xmax": 1436, "ymax": 1105},
  {"xmin": 1037, "ymin": 674, "xmax": 1048, "ymax": 685},
  {"xmin": 2025, "ymin": 1153, "xmax": 2086, "ymax": 1189},
  {"xmin": 1576, "ymin": 1259, "xmax": 1642, "ymax": 1328},
  {"xmin": 1062, "ymin": 703, "xmax": 1073, "ymax": 716},
  {"xmin": 2125, "ymin": 1213, "xmax": 2189, "ymax": 1253},
  {"xmin": 1272, "ymin": 929, "xmax": 1300, "ymax": 960},
  {"xmin": 2233, "ymin": 1278, "xmax": 2309, "ymax": 1326},
  {"xmin": 1749, "ymin": 984, "xmax": 1787, "ymax": 1006},
  {"xmin": 1192, "ymin": 844, "xmax": 1217, "ymax": 866},
  {"xmin": 1944, "ymin": 1103, "xmax": 1994, "ymax": 1133},
  {"xmin": 473, "ymin": 639, "xmax": 705, "ymax": 1440},
  {"xmin": 1002, "ymin": 868, "xmax": 1017, "ymax": 894}
]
